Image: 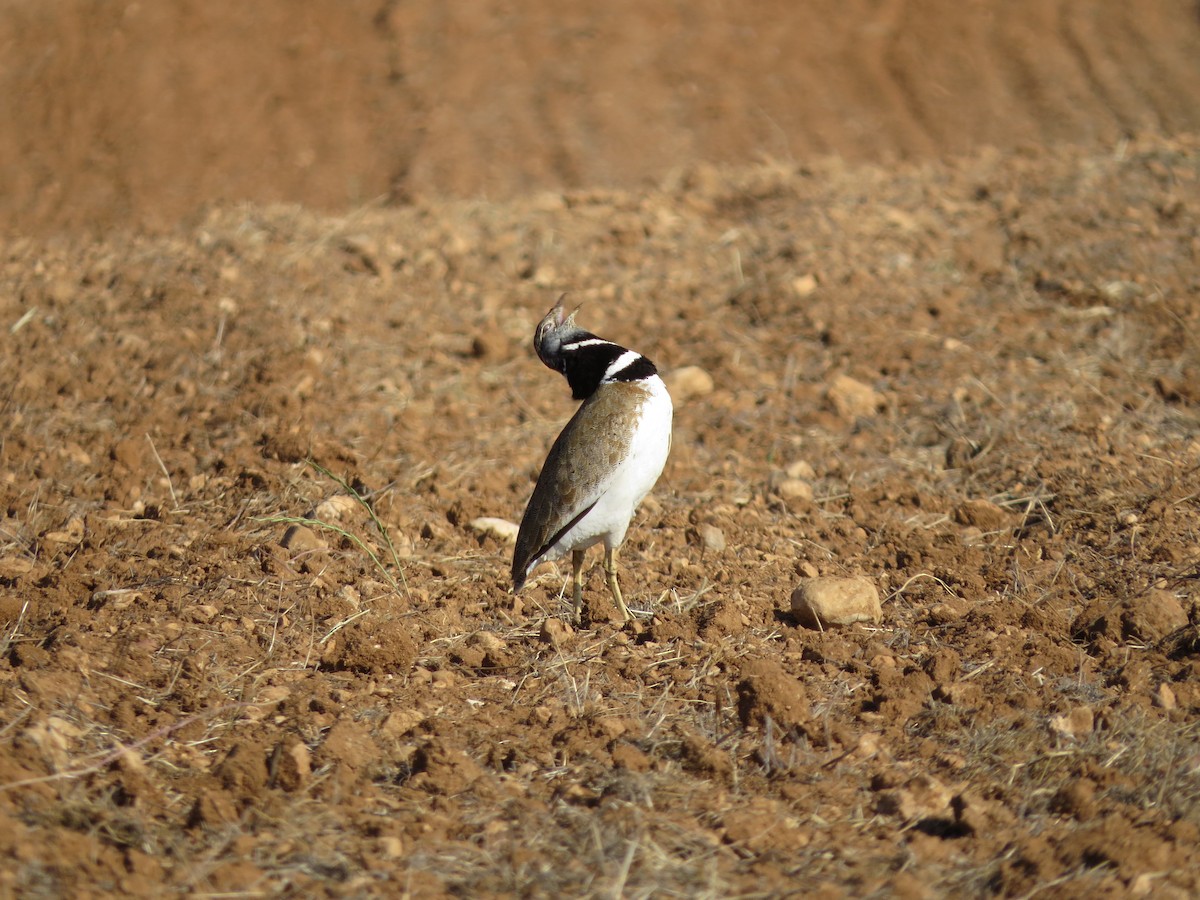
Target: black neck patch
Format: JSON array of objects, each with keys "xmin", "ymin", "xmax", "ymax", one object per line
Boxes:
[
  {"xmin": 605, "ymin": 354, "xmax": 658, "ymax": 385},
  {"xmin": 539, "ymin": 328, "xmax": 658, "ymax": 400},
  {"xmin": 562, "ymin": 341, "xmax": 626, "ymax": 399}
]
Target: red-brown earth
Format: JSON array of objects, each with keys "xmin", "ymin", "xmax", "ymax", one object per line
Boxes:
[{"xmin": 2, "ymin": 2, "xmax": 1199, "ymax": 897}]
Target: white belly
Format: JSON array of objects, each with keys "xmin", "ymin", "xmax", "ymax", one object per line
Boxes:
[{"xmin": 548, "ymin": 374, "xmax": 672, "ymax": 558}]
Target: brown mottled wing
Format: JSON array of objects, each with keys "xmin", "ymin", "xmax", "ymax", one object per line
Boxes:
[{"xmin": 511, "ymin": 384, "xmax": 641, "ymax": 589}]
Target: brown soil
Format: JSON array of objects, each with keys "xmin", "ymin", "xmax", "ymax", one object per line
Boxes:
[
  {"xmin": 5, "ymin": 0, "xmax": 1200, "ymax": 235},
  {"xmin": 3, "ymin": 3, "xmax": 1200, "ymax": 898}
]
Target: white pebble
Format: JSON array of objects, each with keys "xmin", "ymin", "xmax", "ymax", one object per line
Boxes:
[{"xmin": 469, "ymin": 517, "xmax": 520, "ymax": 543}]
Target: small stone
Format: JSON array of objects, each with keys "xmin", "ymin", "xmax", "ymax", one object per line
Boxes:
[
  {"xmin": 1130, "ymin": 873, "xmax": 1159, "ymax": 899},
  {"xmin": 1100, "ymin": 280, "xmax": 1141, "ymax": 301},
  {"xmin": 1050, "ymin": 705, "xmax": 1094, "ymax": 738},
  {"xmin": 0, "ymin": 557, "xmax": 34, "ymax": 578},
  {"xmin": 280, "ymin": 524, "xmax": 327, "ymax": 552},
  {"xmin": 826, "ymin": 374, "xmax": 882, "ymax": 419},
  {"xmin": 790, "ymin": 576, "xmax": 882, "ymax": 629},
  {"xmin": 377, "ymin": 836, "xmax": 405, "ymax": 859},
  {"xmin": 468, "ymin": 517, "xmax": 520, "ymax": 543},
  {"xmin": 381, "ymin": 709, "xmax": 426, "ymax": 740},
  {"xmin": 775, "ymin": 478, "xmax": 813, "ymax": 502},
  {"xmin": 792, "ymin": 273, "xmax": 818, "ymax": 297},
  {"xmin": 42, "ymin": 516, "xmax": 85, "ymax": 548},
  {"xmin": 1153, "ymin": 682, "xmax": 1176, "ymax": 711},
  {"xmin": 468, "ymin": 631, "xmax": 507, "ymax": 652},
  {"xmin": 877, "ymin": 774, "xmax": 953, "ymax": 821},
  {"xmin": 313, "ymin": 495, "xmax": 360, "ymax": 523},
  {"xmin": 539, "ymin": 617, "xmax": 573, "ymax": 645},
  {"xmin": 663, "ymin": 365, "xmax": 714, "ymax": 402},
  {"xmin": 928, "ymin": 598, "xmax": 969, "ymax": 624},
  {"xmin": 785, "ymin": 460, "xmax": 816, "ymax": 480},
  {"xmin": 699, "ymin": 525, "xmax": 726, "ymax": 552}
]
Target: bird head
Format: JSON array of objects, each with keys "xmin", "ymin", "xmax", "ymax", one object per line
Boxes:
[{"xmin": 533, "ymin": 294, "xmax": 587, "ymax": 373}]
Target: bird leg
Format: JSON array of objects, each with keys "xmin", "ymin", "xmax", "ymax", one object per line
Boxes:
[
  {"xmin": 604, "ymin": 546, "xmax": 633, "ymax": 622},
  {"xmin": 571, "ymin": 549, "xmax": 586, "ymax": 624}
]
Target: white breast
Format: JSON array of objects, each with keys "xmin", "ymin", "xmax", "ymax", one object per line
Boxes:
[{"xmin": 552, "ymin": 374, "xmax": 673, "ymax": 558}]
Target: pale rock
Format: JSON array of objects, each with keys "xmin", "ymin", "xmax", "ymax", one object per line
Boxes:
[
  {"xmin": 539, "ymin": 617, "xmax": 573, "ymax": 645},
  {"xmin": 1100, "ymin": 280, "xmax": 1141, "ymax": 301},
  {"xmin": 826, "ymin": 374, "xmax": 882, "ymax": 419},
  {"xmin": 0, "ymin": 557, "xmax": 34, "ymax": 578},
  {"xmin": 1050, "ymin": 706, "xmax": 1094, "ymax": 738},
  {"xmin": 314, "ymin": 495, "xmax": 360, "ymax": 523},
  {"xmin": 381, "ymin": 708, "xmax": 426, "ymax": 739},
  {"xmin": 786, "ymin": 460, "xmax": 816, "ymax": 480},
  {"xmin": 469, "ymin": 517, "xmax": 520, "ymax": 543},
  {"xmin": 664, "ymin": 365, "xmax": 714, "ymax": 402},
  {"xmin": 792, "ymin": 273, "xmax": 819, "ymax": 297},
  {"xmin": 259, "ymin": 685, "xmax": 291, "ymax": 706},
  {"xmin": 468, "ymin": 630, "xmax": 508, "ymax": 652},
  {"xmin": 669, "ymin": 557, "xmax": 691, "ymax": 575},
  {"xmin": 115, "ymin": 746, "xmax": 147, "ymax": 775},
  {"xmin": 1153, "ymin": 682, "xmax": 1177, "ymax": 711},
  {"xmin": 281, "ymin": 524, "xmax": 327, "ymax": 552},
  {"xmin": 791, "ymin": 576, "xmax": 882, "ymax": 629},
  {"xmin": 877, "ymin": 774, "xmax": 953, "ymax": 821},
  {"xmin": 848, "ymin": 732, "xmax": 883, "ymax": 762},
  {"xmin": 378, "ymin": 836, "xmax": 405, "ymax": 859},
  {"xmin": 42, "ymin": 516, "xmax": 85, "ymax": 548},
  {"xmin": 773, "ymin": 477, "xmax": 814, "ymax": 502},
  {"xmin": 700, "ymin": 525, "xmax": 726, "ymax": 552},
  {"xmin": 21, "ymin": 716, "xmax": 83, "ymax": 770}
]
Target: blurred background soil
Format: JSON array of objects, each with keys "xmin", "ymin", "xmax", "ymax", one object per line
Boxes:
[{"xmin": 3, "ymin": 0, "xmax": 1200, "ymax": 235}]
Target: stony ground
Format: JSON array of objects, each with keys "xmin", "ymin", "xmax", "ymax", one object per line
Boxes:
[
  {"xmin": 2, "ymin": 134, "xmax": 1199, "ymax": 897},
  {"xmin": 4, "ymin": 2, "xmax": 1200, "ymax": 898}
]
